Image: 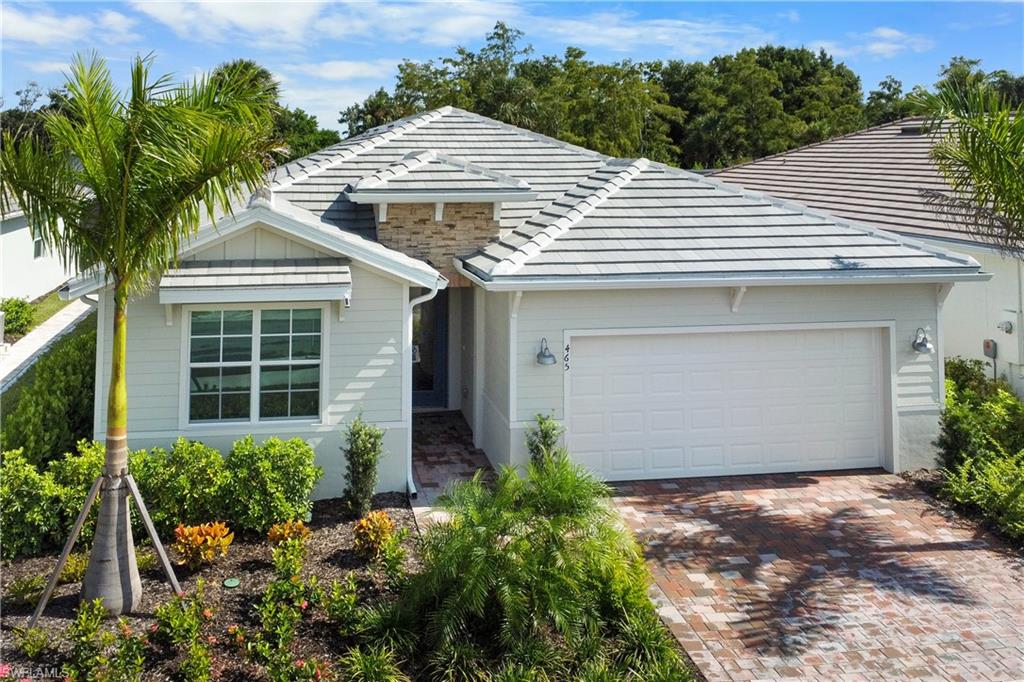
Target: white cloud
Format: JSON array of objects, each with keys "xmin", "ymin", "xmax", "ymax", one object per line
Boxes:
[
  {"xmin": 1, "ymin": 5, "xmax": 92, "ymax": 46},
  {"xmin": 778, "ymin": 10, "xmax": 800, "ymax": 23},
  {"xmin": 1, "ymin": 4, "xmax": 140, "ymax": 47},
  {"xmin": 809, "ymin": 26, "xmax": 934, "ymax": 60},
  {"xmin": 283, "ymin": 59, "xmax": 396, "ymax": 81},
  {"xmin": 535, "ymin": 11, "xmax": 775, "ymax": 57},
  {"xmin": 24, "ymin": 60, "xmax": 69, "ymax": 75},
  {"xmin": 278, "ymin": 83, "xmax": 380, "ymax": 133},
  {"xmin": 129, "ymin": 0, "xmax": 326, "ymax": 46},
  {"xmin": 318, "ymin": 1, "xmax": 520, "ymax": 48}
]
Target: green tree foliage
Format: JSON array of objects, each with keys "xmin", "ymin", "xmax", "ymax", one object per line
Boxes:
[
  {"xmin": 865, "ymin": 76, "xmax": 914, "ymax": 126},
  {"xmin": 340, "ymin": 23, "xmax": 682, "ymax": 164},
  {"xmin": 212, "ymin": 59, "xmax": 340, "ymax": 163},
  {"xmin": 0, "ymin": 82, "xmax": 69, "ymax": 148},
  {"xmin": 658, "ymin": 46, "xmax": 865, "ymax": 167}
]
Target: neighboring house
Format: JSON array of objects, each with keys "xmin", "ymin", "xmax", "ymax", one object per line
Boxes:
[
  {"xmin": 712, "ymin": 117, "xmax": 1023, "ymax": 394},
  {"xmin": 1, "ymin": 204, "xmax": 74, "ymax": 301},
  {"xmin": 63, "ymin": 107, "xmax": 986, "ymax": 498}
]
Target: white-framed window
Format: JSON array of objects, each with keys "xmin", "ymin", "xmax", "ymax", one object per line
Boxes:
[
  {"xmin": 186, "ymin": 306, "xmax": 324, "ymax": 424},
  {"xmin": 33, "ymin": 237, "xmax": 44, "ymax": 259}
]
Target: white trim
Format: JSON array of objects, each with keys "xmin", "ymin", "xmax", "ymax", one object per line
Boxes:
[
  {"xmin": 347, "ymin": 190, "xmax": 537, "ymax": 204},
  {"xmin": 159, "ymin": 284, "xmax": 352, "ymax": 305},
  {"xmin": 407, "ymin": 279, "xmax": 443, "ymax": 494},
  {"xmin": 509, "ymin": 291, "xmax": 523, "ymax": 424},
  {"xmin": 730, "ymin": 286, "xmax": 747, "ymax": 313},
  {"xmin": 123, "ymin": 421, "xmax": 410, "ymax": 441},
  {"xmin": 453, "ymin": 259, "xmax": 991, "ymax": 292},
  {"xmin": 434, "ymin": 202, "xmax": 444, "ymax": 222},
  {"xmin": 492, "ymin": 203, "xmax": 502, "ymax": 222},
  {"xmin": 472, "ymin": 286, "xmax": 486, "ymax": 447},
  {"xmin": 177, "ymin": 302, "xmax": 330, "ymax": 430},
  {"xmin": 378, "ymin": 203, "xmax": 388, "ymax": 224},
  {"xmin": 561, "ymin": 320, "xmax": 900, "ymax": 475}
]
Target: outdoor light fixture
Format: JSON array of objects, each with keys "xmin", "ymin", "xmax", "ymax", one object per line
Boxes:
[
  {"xmin": 536, "ymin": 337, "xmax": 557, "ymax": 365},
  {"xmin": 912, "ymin": 328, "xmax": 934, "ymax": 354}
]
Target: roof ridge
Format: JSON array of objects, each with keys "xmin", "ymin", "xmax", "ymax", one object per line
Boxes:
[
  {"xmin": 353, "ymin": 149, "xmax": 530, "ymax": 191},
  {"xmin": 271, "ymin": 107, "xmax": 453, "ymax": 191},
  {"xmin": 490, "ymin": 158, "xmax": 648, "ymax": 276},
  {"xmin": 441, "ymin": 106, "xmax": 612, "ymax": 162},
  {"xmin": 709, "ymin": 115, "xmax": 928, "ymax": 175}
]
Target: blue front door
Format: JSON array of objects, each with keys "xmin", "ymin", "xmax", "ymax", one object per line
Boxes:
[{"xmin": 412, "ymin": 289, "xmax": 448, "ymax": 408}]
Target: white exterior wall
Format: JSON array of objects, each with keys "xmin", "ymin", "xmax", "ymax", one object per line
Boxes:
[
  {"xmin": 479, "ymin": 289, "xmax": 512, "ymax": 465},
  {"xmin": 94, "ymin": 224, "xmax": 409, "ymax": 498},
  {"xmin": 475, "ymin": 283, "xmax": 946, "ymax": 474},
  {"xmin": 929, "ymin": 242, "xmax": 1023, "ymax": 395},
  {"xmin": 457, "ymin": 287, "xmax": 476, "ymax": 427},
  {"xmin": 0, "ymin": 215, "xmax": 73, "ymax": 301}
]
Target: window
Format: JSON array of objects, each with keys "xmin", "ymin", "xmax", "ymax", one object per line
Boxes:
[
  {"xmin": 33, "ymin": 237, "xmax": 44, "ymax": 259},
  {"xmin": 187, "ymin": 307, "xmax": 322, "ymax": 423}
]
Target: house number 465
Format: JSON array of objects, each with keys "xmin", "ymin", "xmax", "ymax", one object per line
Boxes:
[{"xmin": 563, "ymin": 344, "xmax": 571, "ymax": 371}]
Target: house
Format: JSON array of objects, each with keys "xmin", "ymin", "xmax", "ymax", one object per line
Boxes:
[
  {"xmin": 63, "ymin": 107, "xmax": 987, "ymax": 498},
  {"xmin": 711, "ymin": 118, "xmax": 1022, "ymax": 394},
  {"xmin": 1, "ymin": 203, "xmax": 74, "ymax": 301}
]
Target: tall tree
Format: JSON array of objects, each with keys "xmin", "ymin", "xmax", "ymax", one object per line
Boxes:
[
  {"xmin": 916, "ymin": 82, "xmax": 1023, "ymax": 252},
  {"xmin": 0, "ymin": 81, "xmax": 69, "ymax": 147},
  {"xmin": 0, "ymin": 54, "xmax": 279, "ymax": 614},
  {"xmin": 212, "ymin": 59, "xmax": 340, "ymax": 163},
  {"xmin": 865, "ymin": 76, "xmax": 913, "ymax": 126}
]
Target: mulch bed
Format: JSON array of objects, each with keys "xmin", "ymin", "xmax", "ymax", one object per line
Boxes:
[{"xmin": 0, "ymin": 493, "xmax": 418, "ymax": 680}]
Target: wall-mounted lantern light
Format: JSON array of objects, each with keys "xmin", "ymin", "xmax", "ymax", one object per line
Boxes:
[
  {"xmin": 536, "ymin": 337, "xmax": 557, "ymax": 365},
  {"xmin": 912, "ymin": 328, "xmax": 934, "ymax": 354}
]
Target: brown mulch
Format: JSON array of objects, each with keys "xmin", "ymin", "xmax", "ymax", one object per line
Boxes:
[{"xmin": 0, "ymin": 493, "xmax": 417, "ymax": 680}]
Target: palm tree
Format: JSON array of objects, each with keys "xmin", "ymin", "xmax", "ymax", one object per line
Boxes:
[
  {"xmin": 0, "ymin": 53, "xmax": 280, "ymax": 614},
  {"xmin": 916, "ymin": 82, "xmax": 1024, "ymax": 253}
]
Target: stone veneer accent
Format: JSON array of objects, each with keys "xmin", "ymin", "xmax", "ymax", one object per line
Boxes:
[{"xmin": 374, "ymin": 202, "xmax": 498, "ymax": 284}]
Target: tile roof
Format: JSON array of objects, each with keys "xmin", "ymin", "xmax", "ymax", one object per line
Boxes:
[
  {"xmin": 348, "ymin": 150, "xmax": 532, "ymax": 197},
  {"xmin": 264, "ymin": 107, "xmax": 981, "ymax": 285},
  {"xmin": 709, "ymin": 118, "xmax": 982, "ymax": 245}
]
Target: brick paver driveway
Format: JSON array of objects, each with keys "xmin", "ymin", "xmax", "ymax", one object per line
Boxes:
[{"xmin": 614, "ymin": 471, "xmax": 1024, "ymax": 681}]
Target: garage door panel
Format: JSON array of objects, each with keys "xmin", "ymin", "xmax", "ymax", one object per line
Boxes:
[{"xmin": 567, "ymin": 327, "xmax": 885, "ymax": 480}]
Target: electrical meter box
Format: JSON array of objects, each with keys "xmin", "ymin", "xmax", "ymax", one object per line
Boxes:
[{"xmin": 983, "ymin": 338, "xmax": 998, "ymax": 359}]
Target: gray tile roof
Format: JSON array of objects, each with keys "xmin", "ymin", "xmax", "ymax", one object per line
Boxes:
[
  {"xmin": 264, "ymin": 107, "xmax": 980, "ymax": 284},
  {"xmin": 160, "ymin": 258, "xmax": 351, "ymax": 289},
  {"xmin": 709, "ymin": 118, "xmax": 981, "ymax": 245},
  {"xmin": 348, "ymin": 150, "xmax": 532, "ymax": 197}
]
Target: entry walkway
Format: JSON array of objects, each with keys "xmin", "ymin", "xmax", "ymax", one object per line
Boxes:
[{"xmin": 0, "ymin": 299, "xmax": 93, "ymax": 393}]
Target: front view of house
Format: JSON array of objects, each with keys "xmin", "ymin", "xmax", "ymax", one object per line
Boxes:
[{"xmin": 67, "ymin": 107, "xmax": 987, "ymax": 498}]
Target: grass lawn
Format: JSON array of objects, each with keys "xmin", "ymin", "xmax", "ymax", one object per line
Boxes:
[
  {"xmin": 27, "ymin": 291, "xmax": 74, "ymax": 332},
  {"xmin": 0, "ymin": 311, "xmax": 96, "ymax": 419}
]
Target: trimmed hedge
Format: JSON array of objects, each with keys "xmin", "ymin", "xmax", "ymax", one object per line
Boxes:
[
  {"xmin": 1, "ymin": 297, "xmax": 34, "ymax": 337},
  {"xmin": 1, "ymin": 324, "xmax": 96, "ymax": 466},
  {"xmin": 0, "ymin": 436, "xmax": 322, "ymax": 559}
]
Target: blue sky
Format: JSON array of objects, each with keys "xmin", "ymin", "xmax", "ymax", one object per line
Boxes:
[{"xmin": 2, "ymin": 1, "xmax": 1022, "ymax": 133}]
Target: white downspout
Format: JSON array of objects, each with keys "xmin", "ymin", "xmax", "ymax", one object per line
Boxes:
[{"xmin": 406, "ymin": 276, "xmax": 446, "ymax": 497}]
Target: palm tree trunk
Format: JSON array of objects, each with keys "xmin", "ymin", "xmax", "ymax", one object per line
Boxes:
[{"xmin": 82, "ymin": 285, "xmax": 142, "ymax": 614}]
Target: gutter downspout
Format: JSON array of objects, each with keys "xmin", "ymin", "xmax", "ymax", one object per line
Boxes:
[{"xmin": 406, "ymin": 275, "xmax": 446, "ymax": 497}]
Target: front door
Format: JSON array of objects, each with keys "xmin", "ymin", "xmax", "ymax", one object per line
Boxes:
[{"xmin": 413, "ymin": 289, "xmax": 448, "ymax": 408}]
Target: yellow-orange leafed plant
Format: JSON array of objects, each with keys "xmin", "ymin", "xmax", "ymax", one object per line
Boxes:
[
  {"xmin": 353, "ymin": 511, "xmax": 394, "ymax": 559},
  {"xmin": 172, "ymin": 522, "xmax": 234, "ymax": 569},
  {"xmin": 267, "ymin": 519, "xmax": 310, "ymax": 545}
]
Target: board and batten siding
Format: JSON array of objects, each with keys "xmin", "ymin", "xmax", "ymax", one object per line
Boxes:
[
  {"xmin": 94, "ymin": 225, "xmax": 409, "ymax": 497},
  {"xmin": 479, "ymin": 289, "xmax": 512, "ymax": 465},
  {"xmin": 496, "ymin": 283, "xmax": 946, "ymax": 472}
]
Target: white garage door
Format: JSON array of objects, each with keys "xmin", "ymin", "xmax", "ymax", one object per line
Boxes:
[{"xmin": 567, "ymin": 327, "xmax": 886, "ymax": 480}]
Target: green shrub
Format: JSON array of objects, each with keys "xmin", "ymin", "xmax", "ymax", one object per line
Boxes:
[
  {"xmin": 223, "ymin": 436, "xmax": 322, "ymax": 534},
  {"xmin": 132, "ymin": 438, "xmax": 229, "ymax": 537},
  {"xmin": 181, "ymin": 642, "xmax": 212, "ymax": 682},
  {"xmin": 49, "ymin": 440, "xmax": 106, "ymax": 544},
  {"xmin": 342, "ymin": 416, "xmax": 385, "ymax": 518},
  {"xmin": 110, "ymin": 620, "xmax": 147, "ymax": 682},
  {"xmin": 1, "ymin": 328, "xmax": 96, "ymax": 465},
  {"xmin": 525, "ymin": 413, "xmax": 563, "ymax": 464},
  {"xmin": 271, "ymin": 537, "xmax": 307, "ymax": 580},
  {"xmin": 1, "ymin": 296, "xmax": 34, "ymax": 336},
  {"xmin": 64, "ymin": 599, "xmax": 108, "ymax": 681},
  {"xmin": 392, "ymin": 449, "xmax": 688, "ymax": 678},
  {"xmin": 0, "ymin": 449, "xmax": 67, "ymax": 558},
  {"xmin": 942, "ymin": 447, "xmax": 1024, "ymax": 541},
  {"xmin": 15, "ymin": 626, "xmax": 53, "ymax": 659},
  {"xmin": 154, "ymin": 581, "xmax": 211, "ymax": 648},
  {"xmin": 324, "ymin": 574, "xmax": 361, "ymax": 635},
  {"xmin": 60, "ymin": 551, "xmax": 90, "ymax": 584},
  {"xmin": 6, "ymin": 574, "xmax": 46, "ymax": 606},
  {"xmin": 337, "ymin": 645, "xmax": 410, "ymax": 682}
]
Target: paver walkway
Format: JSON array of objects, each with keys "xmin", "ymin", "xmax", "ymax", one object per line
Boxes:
[
  {"xmin": 0, "ymin": 299, "xmax": 92, "ymax": 392},
  {"xmin": 614, "ymin": 472, "xmax": 1024, "ymax": 681},
  {"xmin": 410, "ymin": 411, "xmax": 493, "ymax": 528}
]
